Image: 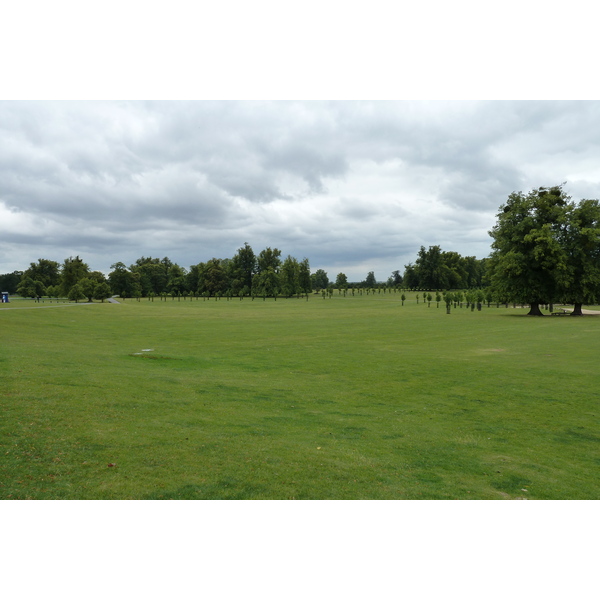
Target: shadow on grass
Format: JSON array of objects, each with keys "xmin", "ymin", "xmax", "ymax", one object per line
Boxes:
[{"xmin": 495, "ymin": 313, "xmax": 600, "ymax": 318}]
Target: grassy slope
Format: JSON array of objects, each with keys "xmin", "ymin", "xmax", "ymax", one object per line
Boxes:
[{"xmin": 1, "ymin": 294, "xmax": 599, "ymax": 499}]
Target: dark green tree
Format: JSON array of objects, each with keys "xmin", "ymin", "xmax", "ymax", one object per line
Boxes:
[
  {"xmin": 0, "ymin": 271, "xmax": 23, "ymax": 294},
  {"xmin": 60, "ymin": 256, "xmax": 90, "ymax": 297},
  {"xmin": 166, "ymin": 263, "xmax": 188, "ymax": 295},
  {"xmin": 256, "ymin": 247, "xmax": 282, "ymax": 274},
  {"xmin": 311, "ymin": 269, "xmax": 329, "ymax": 291},
  {"xmin": 17, "ymin": 276, "xmax": 45, "ymax": 299},
  {"xmin": 298, "ymin": 258, "xmax": 312, "ymax": 295},
  {"xmin": 253, "ymin": 267, "xmax": 279, "ymax": 297},
  {"xmin": 488, "ymin": 185, "xmax": 571, "ymax": 316},
  {"xmin": 415, "ymin": 246, "xmax": 450, "ymax": 289},
  {"xmin": 364, "ymin": 271, "xmax": 376, "ymax": 287},
  {"xmin": 94, "ymin": 282, "xmax": 112, "ymax": 302},
  {"xmin": 68, "ymin": 283, "xmax": 86, "ymax": 303},
  {"xmin": 229, "ymin": 242, "xmax": 257, "ymax": 295},
  {"xmin": 79, "ymin": 278, "xmax": 96, "ymax": 302},
  {"xmin": 198, "ymin": 259, "xmax": 228, "ymax": 296},
  {"xmin": 131, "ymin": 258, "xmax": 169, "ymax": 296},
  {"xmin": 559, "ymin": 199, "xmax": 600, "ymax": 315},
  {"xmin": 280, "ymin": 255, "xmax": 300, "ymax": 297},
  {"xmin": 402, "ymin": 263, "xmax": 418, "ymax": 289},
  {"xmin": 108, "ymin": 263, "xmax": 137, "ymax": 298},
  {"xmin": 22, "ymin": 259, "xmax": 61, "ymax": 288}
]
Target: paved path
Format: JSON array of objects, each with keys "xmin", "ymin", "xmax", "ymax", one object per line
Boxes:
[{"xmin": 560, "ymin": 308, "xmax": 600, "ymax": 315}]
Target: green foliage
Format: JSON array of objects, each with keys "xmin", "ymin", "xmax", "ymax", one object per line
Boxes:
[
  {"xmin": 364, "ymin": 271, "xmax": 376, "ymax": 287},
  {"xmin": 79, "ymin": 278, "xmax": 96, "ymax": 302},
  {"xmin": 67, "ymin": 283, "xmax": 86, "ymax": 303},
  {"xmin": 391, "ymin": 270, "xmax": 403, "ymax": 286},
  {"xmin": 61, "ymin": 256, "xmax": 89, "ymax": 297},
  {"xmin": 253, "ymin": 267, "xmax": 279, "ymax": 297},
  {"xmin": 229, "ymin": 242, "xmax": 256, "ymax": 294},
  {"xmin": 311, "ymin": 269, "xmax": 329, "ymax": 291},
  {"xmin": 0, "ymin": 271, "xmax": 23, "ymax": 294},
  {"xmin": 256, "ymin": 247, "xmax": 282, "ymax": 274},
  {"xmin": 279, "ymin": 255, "xmax": 301, "ymax": 297},
  {"xmin": 488, "ymin": 185, "xmax": 600, "ymax": 315},
  {"xmin": 17, "ymin": 276, "xmax": 45, "ymax": 299},
  {"xmin": 298, "ymin": 258, "xmax": 311, "ymax": 295},
  {"xmin": 22, "ymin": 259, "xmax": 61, "ymax": 288},
  {"xmin": 335, "ymin": 272, "xmax": 348, "ymax": 289},
  {"xmin": 559, "ymin": 199, "xmax": 600, "ymax": 313},
  {"xmin": 109, "ymin": 262, "xmax": 136, "ymax": 298},
  {"xmin": 94, "ymin": 282, "xmax": 112, "ymax": 302},
  {"xmin": 403, "ymin": 246, "xmax": 485, "ymax": 290},
  {"xmin": 130, "ymin": 258, "xmax": 169, "ymax": 296}
]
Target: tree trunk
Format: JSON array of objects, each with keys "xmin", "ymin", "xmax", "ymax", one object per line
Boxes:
[
  {"xmin": 571, "ymin": 302, "xmax": 584, "ymax": 316},
  {"xmin": 527, "ymin": 302, "xmax": 545, "ymax": 316}
]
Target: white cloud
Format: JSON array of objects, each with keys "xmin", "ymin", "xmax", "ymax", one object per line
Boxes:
[{"xmin": 1, "ymin": 101, "xmax": 600, "ymax": 281}]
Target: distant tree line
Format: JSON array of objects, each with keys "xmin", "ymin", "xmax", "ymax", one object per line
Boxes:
[
  {"xmin": 0, "ymin": 242, "xmax": 490, "ymax": 302},
  {"xmin": 7, "ymin": 186, "xmax": 597, "ymax": 315},
  {"xmin": 1, "ymin": 244, "xmax": 316, "ymax": 301}
]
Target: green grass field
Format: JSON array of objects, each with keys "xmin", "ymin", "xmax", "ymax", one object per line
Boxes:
[{"xmin": 2, "ymin": 293, "xmax": 599, "ymax": 499}]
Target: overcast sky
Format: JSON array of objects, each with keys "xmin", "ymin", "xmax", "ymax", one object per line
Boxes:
[
  {"xmin": 2, "ymin": 2, "xmax": 599, "ymax": 283},
  {"xmin": 2, "ymin": 100, "xmax": 600, "ymax": 281}
]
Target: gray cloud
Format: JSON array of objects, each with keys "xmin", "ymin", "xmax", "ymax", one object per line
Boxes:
[{"xmin": 2, "ymin": 101, "xmax": 600, "ymax": 281}]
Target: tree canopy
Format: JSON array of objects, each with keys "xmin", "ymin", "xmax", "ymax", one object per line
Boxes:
[
  {"xmin": 402, "ymin": 246, "xmax": 486, "ymax": 290},
  {"xmin": 488, "ymin": 185, "xmax": 600, "ymax": 315}
]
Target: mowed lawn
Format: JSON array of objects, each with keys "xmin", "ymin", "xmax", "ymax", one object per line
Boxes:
[{"xmin": 1, "ymin": 293, "xmax": 599, "ymax": 499}]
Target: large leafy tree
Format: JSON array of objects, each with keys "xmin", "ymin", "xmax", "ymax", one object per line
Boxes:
[
  {"xmin": 311, "ymin": 269, "xmax": 328, "ymax": 291},
  {"xmin": 253, "ymin": 267, "xmax": 279, "ymax": 297},
  {"xmin": 364, "ymin": 271, "xmax": 376, "ymax": 288},
  {"xmin": 60, "ymin": 256, "xmax": 90, "ymax": 297},
  {"xmin": 0, "ymin": 271, "xmax": 23, "ymax": 294},
  {"xmin": 335, "ymin": 272, "xmax": 348, "ymax": 289},
  {"xmin": 199, "ymin": 259, "xmax": 228, "ymax": 296},
  {"xmin": 94, "ymin": 282, "xmax": 112, "ymax": 302},
  {"xmin": 22, "ymin": 259, "xmax": 61, "ymax": 288},
  {"xmin": 17, "ymin": 276, "xmax": 45, "ymax": 299},
  {"xmin": 108, "ymin": 262, "xmax": 139, "ymax": 298},
  {"xmin": 559, "ymin": 199, "xmax": 600, "ymax": 315},
  {"xmin": 414, "ymin": 245, "xmax": 452, "ymax": 289},
  {"xmin": 402, "ymin": 263, "xmax": 418, "ymax": 289},
  {"xmin": 256, "ymin": 247, "xmax": 282, "ymax": 274},
  {"xmin": 229, "ymin": 242, "xmax": 257, "ymax": 295},
  {"xmin": 298, "ymin": 258, "xmax": 312, "ymax": 294},
  {"xmin": 166, "ymin": 263, "xmax": 188, "ymax": 295},
  {"xmin": 68, "ymin": 283, "xmax": 86, "ymax": 303},
  {"xmin": 131, "ymin": 257, "xmax": 169, "ymax": 296},
  {"xmin": 279, "ymin": 255, "xmax": 300, "ymax": 296},
  {"xmin": 488, "ymin": 185, "xmax": 571, "ymax": 316}
]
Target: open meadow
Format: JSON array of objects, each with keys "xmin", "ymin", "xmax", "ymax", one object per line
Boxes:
[{"xmin": 1, "ymin": 292, "xmax": 599, "ymax": 499}]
